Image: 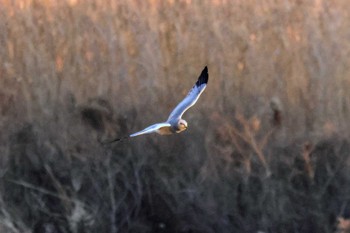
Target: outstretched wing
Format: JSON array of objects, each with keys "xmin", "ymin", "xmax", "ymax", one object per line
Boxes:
[
  {"xmin": 167, "ymin": 66, "xmax": 209, "ymax": 122},
  {"xmin": 129, "ymin": 122, "xmax": 171, "ymax": 137},
  {"xmin": 102, "ymin": 122, "xmax": 172, "ymax": 144}
]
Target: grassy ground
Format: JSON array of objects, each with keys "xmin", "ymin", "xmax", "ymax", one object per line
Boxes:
[{"xmin": 1, "ymin": 0, "xmax": 350, "ymax": 232}]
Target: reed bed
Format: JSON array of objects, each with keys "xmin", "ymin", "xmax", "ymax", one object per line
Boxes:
[{"xmin": 1, "ymin": 0, "xmax": 350, "ymax": 232}]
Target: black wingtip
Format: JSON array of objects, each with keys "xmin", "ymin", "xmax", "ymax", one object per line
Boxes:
[
  {"xmin": 99, "ymin": 136, "xmax": 130, "ymax": 145},
  {"xmin": 196, "ymin": 66, "xmax": 208, "ymax": 86}
]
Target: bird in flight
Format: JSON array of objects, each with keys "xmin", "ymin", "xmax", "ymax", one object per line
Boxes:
[{"xmin": 106, "ymin": 66, "xmax": 209, "ymax": 143}]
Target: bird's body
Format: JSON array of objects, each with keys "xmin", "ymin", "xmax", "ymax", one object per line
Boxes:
[{"xmin": 107, "ymin": 66, "xmax": 209, "ymax": 143}]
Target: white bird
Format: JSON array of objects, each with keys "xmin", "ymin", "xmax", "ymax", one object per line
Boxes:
[{"xmin": 106, "ymin": 66, "xmax": 209, "ymax": 143}]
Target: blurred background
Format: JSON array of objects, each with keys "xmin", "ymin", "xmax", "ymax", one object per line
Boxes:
[{"xmin": 1, "ymin": 0, "xmax": 350, "ymax": 232}]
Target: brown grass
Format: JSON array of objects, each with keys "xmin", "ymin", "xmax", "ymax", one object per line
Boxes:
[{"xmin": 1, "ymin": 0, "xmax": 350, "ymax": 232}]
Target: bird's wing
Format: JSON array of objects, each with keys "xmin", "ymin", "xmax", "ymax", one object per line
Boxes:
[
  {"xmin": 167, "ymin": 66, "xmax": 209, "ymax": 122},
  {"xmin": 102, "ymin": 122, "xmax": 171, "ymax": 144},
  {"xmin": 130, "ymin": 122, "xmax": 172, "ymax": 137}
]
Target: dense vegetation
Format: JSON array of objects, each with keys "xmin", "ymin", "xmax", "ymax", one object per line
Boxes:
[{"xmin": 1, "ymin": 0, "xmax": 350, "ymax": 232}]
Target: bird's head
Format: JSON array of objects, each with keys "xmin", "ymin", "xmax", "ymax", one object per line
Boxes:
[{"xmin": 177, "ymin": 119, "xmax": 188, "ymax": 132}]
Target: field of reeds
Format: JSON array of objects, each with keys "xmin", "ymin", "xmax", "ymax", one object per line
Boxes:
[{"xmin": 1, "ymin": 0, "xmax": 350, "ymax": 232}]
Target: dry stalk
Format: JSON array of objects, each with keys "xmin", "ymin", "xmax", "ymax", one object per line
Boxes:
[{"xmin": 230, "ymin": 114, "xmax": 271, "ymax": 175}]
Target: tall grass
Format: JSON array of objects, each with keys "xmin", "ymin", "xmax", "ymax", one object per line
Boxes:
[{"xmin": 1, "ymin": 0, "xmax": 350, "ymax": 232}]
